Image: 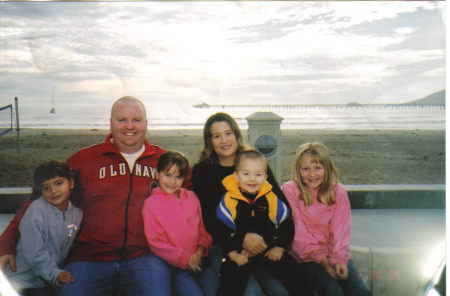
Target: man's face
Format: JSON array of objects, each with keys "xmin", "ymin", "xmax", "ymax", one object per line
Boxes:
[{"xmin": 110, "ymin": 101, "xmax": 148, "ymax": 153}]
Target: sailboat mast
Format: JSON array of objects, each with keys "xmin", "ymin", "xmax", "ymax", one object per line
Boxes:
[{"xmin": 50, "ymin": 88, "xmax": 55, "ymax": 113}]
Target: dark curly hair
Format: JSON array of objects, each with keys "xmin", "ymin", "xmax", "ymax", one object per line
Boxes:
[{"xmin": 31, "ymin": 161, "xmax": 82, "ymax": 207}]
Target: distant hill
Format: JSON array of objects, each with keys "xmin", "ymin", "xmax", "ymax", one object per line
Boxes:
[{"xmin": 404, "ymin": 89, "xmax": 445, "ymax": 105}]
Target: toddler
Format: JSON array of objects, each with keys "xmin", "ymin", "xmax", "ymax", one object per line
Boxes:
[{"xmin": 216, "ymin": 149, "xmax": 303, "ymax": 296}]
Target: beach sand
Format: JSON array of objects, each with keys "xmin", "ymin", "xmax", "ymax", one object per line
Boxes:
[{"xmin": 0, "ymin": 128, "xmax": 445, "ymax": 187}]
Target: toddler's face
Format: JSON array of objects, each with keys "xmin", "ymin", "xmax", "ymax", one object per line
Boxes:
[
  {"xmin": 235, "ymin": 158, "xmax": 267, "ymax": 195},
  {"xmin": 41, "ymin": 176, "xmax": 74, "ymax": 211},
  {"xmin": 299, "ymin": 154, "xmax": 325, "ymax": 189},
  {"xmin": 157, "ymin": 164, "xmax": 184, "ymax": 195}
]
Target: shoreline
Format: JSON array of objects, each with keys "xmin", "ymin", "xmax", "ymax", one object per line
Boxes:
[
  {"xmin": 5, "ymin": 127, "xmax": 446, "ymax": 133},
  {"xmin": 0, "ymin": 128, "xmax": 445, "ymax": 187}
]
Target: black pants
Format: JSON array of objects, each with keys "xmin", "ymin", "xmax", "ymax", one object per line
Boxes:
[
  {"xmin": 217, "ymin": 252, "xmax": 309, "ymax": 296},
  {"xmin": 20, "ymin": 286, "xmax": 57, "ymax": 296}
]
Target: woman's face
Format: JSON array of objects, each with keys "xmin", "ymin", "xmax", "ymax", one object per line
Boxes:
[{"xmin": 210, "ymin": 121, "xmax": 238, "ymax": 164}]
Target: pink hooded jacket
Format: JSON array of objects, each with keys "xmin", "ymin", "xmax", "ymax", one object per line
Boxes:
[
  {"xmin": 142, "ymin": 187, "xmax": 212, "ymax": 269},
  {"xmin": 281, "ymin": 181, "xmax": 351, "ymax": 266}
]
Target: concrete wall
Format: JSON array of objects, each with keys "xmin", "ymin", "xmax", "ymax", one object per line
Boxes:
[
  {"xmin": 0, "ymin": 184, "xmax": 445, "ymax": 214},
  {"xmin": 0, "ymin": 185, "xmax": 446, "ymax": 295}
]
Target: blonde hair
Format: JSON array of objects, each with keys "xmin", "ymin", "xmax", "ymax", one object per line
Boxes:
[
  {"xmin": 235, "ymin": 149, "xmax": 267, "ymax": 173},
  {"xmin": 292, "ymin": 142, "xmax": 338, "ymax": 207}
]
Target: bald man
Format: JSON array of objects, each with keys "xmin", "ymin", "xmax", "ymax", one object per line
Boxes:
[{"xmin": 0, "ymin": 96, "xmax": 190, "ymax": 296}]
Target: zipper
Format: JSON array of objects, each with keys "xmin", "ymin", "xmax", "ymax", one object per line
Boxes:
[{"xmin": 120, "ymin": 165, "xmax": 134, "ymax": 260}]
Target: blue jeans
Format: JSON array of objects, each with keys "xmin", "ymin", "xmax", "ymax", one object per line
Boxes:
[
  {"xmin": 58, "ymin": 254, "xmax": 171, "ymax": 296},
  {"xmin": 208, "ymin": 244, "xmax": 288, "ymax": 296},
  {"xmin": 299, "ymin": 260, "xmax": 370, "ymax": 296},
  {"xmin": 170, "ymin": 259, "xmax": 217, "ymax": 296}
]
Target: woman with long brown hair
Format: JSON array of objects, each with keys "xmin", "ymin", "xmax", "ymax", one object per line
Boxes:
[{"xmin": 192, "ymin": 112, "xmax": 293, "ymax": 296}]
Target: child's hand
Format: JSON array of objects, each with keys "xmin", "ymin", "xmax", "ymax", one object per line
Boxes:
[
  {"xmin": 187, "ymin": 247, "xmax": 206, "ymax": 272},
  {"xmin": 320, "ymin": 258, "xmax": 338, "ymax": 279},
  {"xmin": 187, "ymin": 252, "xmax": 202, "ymax": 272},
  {"xmin": 55, "ymin": 270, "xmax": 74, "ymax": 287},
  {"xmin": 0, "ymin": 254, "xmax": 16, "ymax": 272},
  {"xmin": 334, "ymin": 263, "xmax": 348, "ymax": 280},
  {"xmin": 264, "ymin": 246, "xmax": 285, "ymax": 261},
  {"xmin": 228, "ymin": 251, "xmax": 248, "ymax": 266}
]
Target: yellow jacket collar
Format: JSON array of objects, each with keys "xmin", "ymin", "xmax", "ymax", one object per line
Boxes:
[{"xmin": 221, "ymin": 174, "xmax": 273, "ymax": 203}]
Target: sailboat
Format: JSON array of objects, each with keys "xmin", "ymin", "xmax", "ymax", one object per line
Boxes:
[{"xmin": 50, "ymin": 88, "xmax": 55, "ymax": 113}]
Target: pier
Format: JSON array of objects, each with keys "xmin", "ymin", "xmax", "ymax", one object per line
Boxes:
[{"xmin": 193, "ymin": 102, "xmax": 445, "ymax": 111}]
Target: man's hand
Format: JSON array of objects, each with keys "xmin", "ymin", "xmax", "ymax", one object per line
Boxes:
[
  {"xmin": 0, "ymin": 254, "xmax": 16, "ymax": 272},
  {"xmin": 55, "ymin": 271, "xmax": 74, "ymax": 287},
  {"xmin": 264, "ymin": 246, "xmax": 285, "ymax": 261},
  {"xmin": 242, "ymin": 233, "xmax": 267, "ymax": 256}
]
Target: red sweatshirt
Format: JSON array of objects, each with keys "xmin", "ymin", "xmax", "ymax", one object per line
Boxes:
[{"xmin": 0, "ymin": 134, "xmax": 192, "ymax": 262}]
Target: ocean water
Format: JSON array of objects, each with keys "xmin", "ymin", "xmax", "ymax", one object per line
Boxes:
[{"xmin": 0, "ymin": 103, "xmax": 445, "ymax": 131}]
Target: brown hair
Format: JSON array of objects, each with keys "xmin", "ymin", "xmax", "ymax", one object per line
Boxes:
[
  {"xmin": 199, "ymin": 112, "xmax": 247, "ymax": 165},
  {"xmin": 157, "ymin": 151, "xmax": 190, "ymax": 178},
  {"xmin": 292, "ymin": 142, "xmax": 338, "ymax": 207}
]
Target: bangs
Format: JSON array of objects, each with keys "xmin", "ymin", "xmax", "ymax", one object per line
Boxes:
[
  {"xmin": 302, "ymin": 151, "xmax": 323, "ymax": 166},
  {"xmin": 157, "ymin": 151, "xmax": 189, "ymax": 178}
]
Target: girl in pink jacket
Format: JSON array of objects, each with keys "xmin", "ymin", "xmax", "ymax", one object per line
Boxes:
[
  {"xmin": 282, "ymin": 142, "xmax": 369, "ymax": 296},
  {"xmin": 142, "ymin": 151, "xmax": 215, "ymax": 296}
]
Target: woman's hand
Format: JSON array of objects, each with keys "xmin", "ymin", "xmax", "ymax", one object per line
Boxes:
[
  {"xmin": 228, "ymin": 251, "xmax": 249, "ymax": 266},
  {"xmin": 242, "ymin": 233, "xmax": 267, "ymax": 256},
  {"xmin": 334, "ymin": 263, "xmax": 348, "ymax": 280},
  {"xmin": 0, "ymin": 254, "xmax": 16, "ymax": 272}
]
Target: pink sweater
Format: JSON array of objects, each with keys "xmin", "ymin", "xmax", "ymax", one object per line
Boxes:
[
  {"xmin": 142, "ymin": 187, "xmax": 212, "ymax": 269},
  {"xmin": 281, "ymin": 181, "xmax": 351, "ymax": 266}
]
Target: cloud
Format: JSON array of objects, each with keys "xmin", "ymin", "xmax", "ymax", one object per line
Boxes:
[
  {"xmin": 0, "ymin": 1, "xmax": 445, "ymax": 108},
  {"xmin": 338, "ymin": 5, "xmax": 444, "ymax": 51},
  {"xmin": 229, "ymin": 19, "xmax": 301, "ymax": 43}
]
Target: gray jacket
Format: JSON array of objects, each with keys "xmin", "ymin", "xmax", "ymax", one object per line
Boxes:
[{"xmin": 5, "ymin": 197, "xmax": 82, "ymax": 290}]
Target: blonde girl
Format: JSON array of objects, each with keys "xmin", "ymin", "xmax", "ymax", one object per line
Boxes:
[{"xmin": 282, "ymin": 142, "xmax": 370, "ymax": 296}]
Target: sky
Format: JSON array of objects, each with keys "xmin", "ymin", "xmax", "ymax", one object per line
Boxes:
[{"xmin": 0, "ymin": 1, "xmax": 445, "ymax": 111}]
